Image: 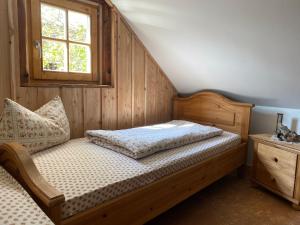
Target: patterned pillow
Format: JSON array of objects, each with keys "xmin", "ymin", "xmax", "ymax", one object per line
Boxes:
[{"xmin": 0, "ymin": 96, "xmax": 70, "ymax": 154}]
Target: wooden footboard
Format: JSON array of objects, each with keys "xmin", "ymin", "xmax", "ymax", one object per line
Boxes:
[{"xmin": 0, "ymin": 143, "xmax": 64, "ymax": 224}]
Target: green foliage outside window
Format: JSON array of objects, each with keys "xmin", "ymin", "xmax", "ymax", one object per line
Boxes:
[
  {"xmin": 69, "ymin": 44, "xmax": 90, "ymax": 73},
  {"xmin": 41, "ymin": 3, "xmax": 91, "ymax": 73},
  {"xmin": 42, "ymin": 40, "xmax": 67, "ymax": 71}
]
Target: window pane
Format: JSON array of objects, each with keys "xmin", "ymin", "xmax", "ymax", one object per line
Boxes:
[
  {"xmin": 69, "ymin": 44, "xmax": 91, "ymax": 73},
  {"xmin": 42, "ymin": 39, "xmax": 67, "ymax": 72},
  {"xmin": 68, "ymin": 11, "xmax": 91, "ymax": 44},
  {"xmin": 41, "ymin": 3, "xmax": 66, "ymax": 39}
]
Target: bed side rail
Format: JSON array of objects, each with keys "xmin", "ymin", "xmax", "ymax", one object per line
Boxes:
[{"xmin": 0, "ymin": 143, "xmax": 64, "ymax": 223}]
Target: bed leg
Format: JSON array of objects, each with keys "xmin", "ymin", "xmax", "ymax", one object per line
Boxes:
[
  {"xmin": 48, "ymin": 205, "xmax": 62, "ymax": 225},
  {"xmin": 237, "ymin": 165, "xmax": 246, "ymax": 178}
]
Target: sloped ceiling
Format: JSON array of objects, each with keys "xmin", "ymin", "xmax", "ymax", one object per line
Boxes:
[{"xmin": 112, "ymin": 0, "xmax": 300, "ymax": 108}]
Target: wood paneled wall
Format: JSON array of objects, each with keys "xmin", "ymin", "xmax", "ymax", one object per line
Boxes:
[
  {"xmin": 0, "ymin": 0, "xmax": 177, "ymax": 138},
  {"xmin": 0, "ymin": 0, "xmax": 11, "ymax": 111}
]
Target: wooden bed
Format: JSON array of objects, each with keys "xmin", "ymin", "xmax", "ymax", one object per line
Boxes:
[{"xmin": 0, "ymin": 91, "xmax": 253, "ymax": 225}]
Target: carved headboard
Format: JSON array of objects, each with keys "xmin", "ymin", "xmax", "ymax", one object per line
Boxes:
[{"xmin": 173, "ymin": 92, "xmax": 254, "ymax": 142}]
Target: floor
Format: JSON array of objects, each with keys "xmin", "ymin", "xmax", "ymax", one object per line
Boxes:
[{"xmin": 147, "ymin": 174, "xmax": 300, "ymax": 225}]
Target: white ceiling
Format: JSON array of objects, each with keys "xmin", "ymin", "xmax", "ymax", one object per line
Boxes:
[{"xmin": 112, "ymin": 0, "xmax": 300, "ymax": 108}]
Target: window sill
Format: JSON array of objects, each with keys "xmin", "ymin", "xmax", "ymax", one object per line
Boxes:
[{"xmin": 21, "ymin": 80, "xmax": 113, "ymax": 88}]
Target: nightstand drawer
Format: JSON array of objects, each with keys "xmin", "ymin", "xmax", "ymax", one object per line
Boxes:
[{"xmin": 255, "ymin": 143, "xmax": 297, "ymax": 197}]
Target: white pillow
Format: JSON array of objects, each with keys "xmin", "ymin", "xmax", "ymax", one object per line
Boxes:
[{"xmin": 0, "ymin": 96, "xmax": 70, "ymax": 154}]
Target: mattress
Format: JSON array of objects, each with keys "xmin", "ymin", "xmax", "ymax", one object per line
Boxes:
[
  {"xmin": 0, "ymin": 167, "xmax": 54, "ymax": 225},
  {"xmin": 32, "ymin": 131, "xmax": 241, "ymax": 219}
]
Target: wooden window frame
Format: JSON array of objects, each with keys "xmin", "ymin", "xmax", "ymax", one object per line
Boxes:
[
  {"xmin": 17, "ymin": 0, "xmax": 115, "ymax": 87},
  {"xmin": 31, "ymin": 0, "xmax": 98, "ymax": 82}
]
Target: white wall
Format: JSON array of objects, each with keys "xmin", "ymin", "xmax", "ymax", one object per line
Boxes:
[
  {"xmin": 247, "ymin": 106, "xmax": 300, "ymax": 165},
  {"xmin": 113, "ymin": 0, "xmax": 300, "ymax": 109},
  {"xmin": 251, "ymin": 106, "xmax": 300, "ymax": 134}
]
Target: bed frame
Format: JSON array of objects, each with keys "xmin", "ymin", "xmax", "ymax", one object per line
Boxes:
[{"xmin": 0, "ymin": 91, "xmax": 253, "ymax": 225}]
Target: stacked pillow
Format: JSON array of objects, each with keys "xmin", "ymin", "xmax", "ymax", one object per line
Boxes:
[{"xmin": 0, "ymin": 96, "xmax": 70, "ymax": 154}]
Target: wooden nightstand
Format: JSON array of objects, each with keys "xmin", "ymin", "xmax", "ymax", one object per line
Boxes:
[{"xmin": 250, "ymin": 134, "xmax": 300, "ymax": 209}]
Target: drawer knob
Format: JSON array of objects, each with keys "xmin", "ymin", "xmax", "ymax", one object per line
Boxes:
[
  {"xmin": 271, "ymin": 177, "xmax": 276, "ymax": 182},
  {"xmin": 274, "ymin": 157, "xmax": 278, "ymax": 163}
]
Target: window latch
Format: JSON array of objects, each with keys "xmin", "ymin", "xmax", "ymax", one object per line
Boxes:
[{"xmin": 34, "ymin": 40, "xmax": 42, "ymax": 59}]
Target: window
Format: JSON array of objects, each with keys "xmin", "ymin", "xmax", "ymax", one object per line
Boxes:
[{"xmin": 30, "ymin": 0, "xmax": 98, "ymax": 81}]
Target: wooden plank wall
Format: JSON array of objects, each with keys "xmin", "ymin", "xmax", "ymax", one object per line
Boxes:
[
  {"xmin": 0, "ymin": 0, "xmax": 12, "ymax": 112},
  {"xmin": 0, "ymin": 1, "xmax": 177, "ymax": 138}
]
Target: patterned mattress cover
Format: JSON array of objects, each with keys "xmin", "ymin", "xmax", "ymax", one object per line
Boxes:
[
  {"xmin": 0, "ymin": 167, "xmax": 54, "ymax": 225},
  {"xmin": 32, "ymin": 131, "xmax": 241, "ymax": 219}
]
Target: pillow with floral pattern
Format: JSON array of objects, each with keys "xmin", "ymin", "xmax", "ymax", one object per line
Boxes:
[{"xmin": 0, "ymin": 96, "xmax": 70, "ymax": 154}]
